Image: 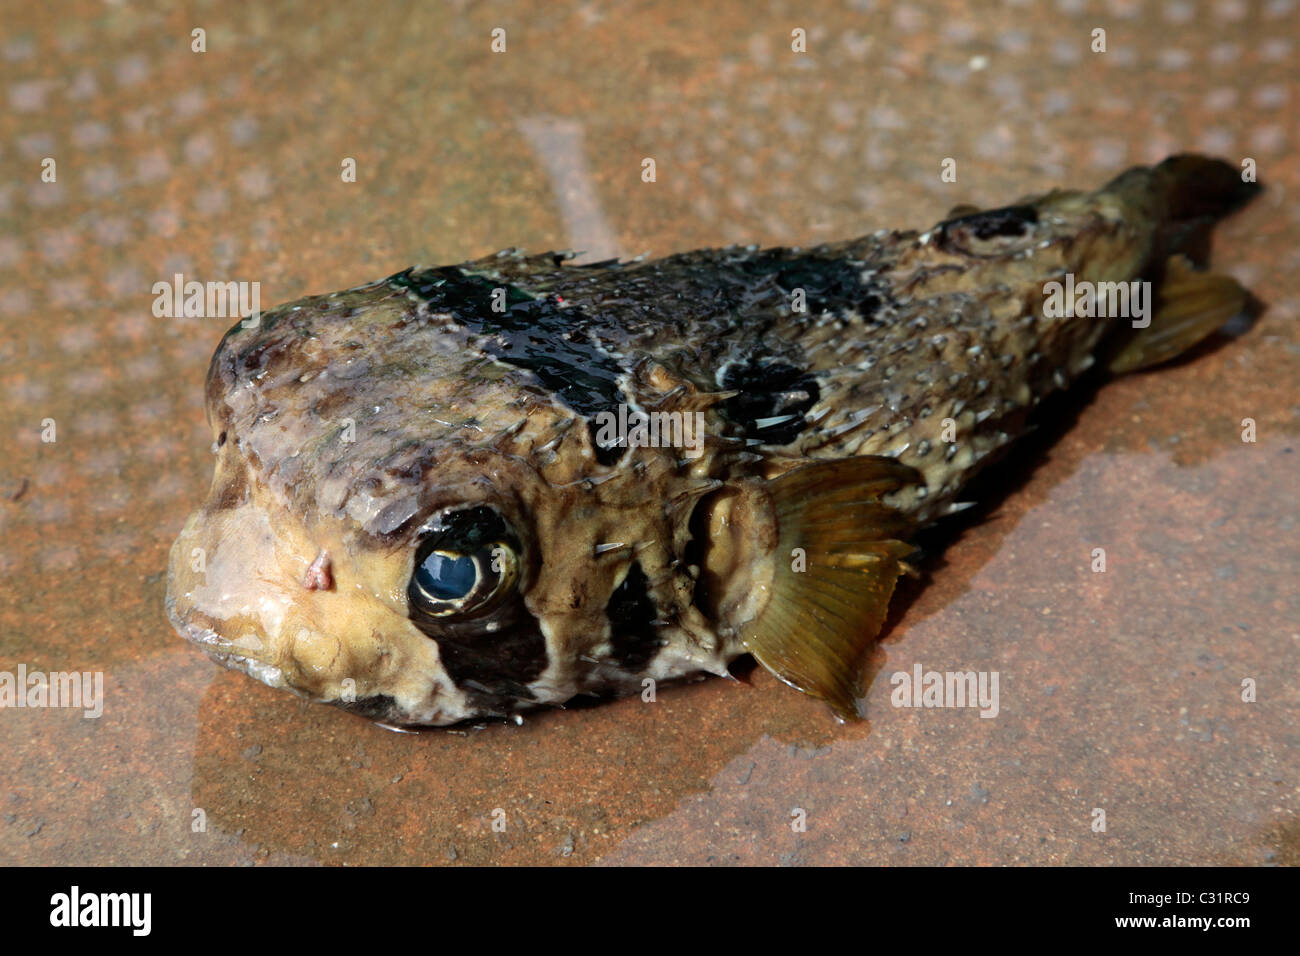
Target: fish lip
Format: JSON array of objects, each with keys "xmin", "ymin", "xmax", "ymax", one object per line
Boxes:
[
  {"xmin": 163, "ymin": 586, "xmax": 288, "ymax": 691},
  {"xmin": 165, "ymin": 593, "xmax": 424, "ymax": 724},
  {"xmin": 165, "ymin": 573, "xmax": 475, "ymax": 728}
]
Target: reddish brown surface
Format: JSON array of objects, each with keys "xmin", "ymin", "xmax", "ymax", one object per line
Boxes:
[{"xmin": 1, "ymin": 0, "xmax": 1296, "ymax": 865}]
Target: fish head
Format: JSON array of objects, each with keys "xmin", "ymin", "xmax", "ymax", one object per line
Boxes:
[{"xmin": 166, "ymin": 280, "xmax": 739, "ymax": 726}]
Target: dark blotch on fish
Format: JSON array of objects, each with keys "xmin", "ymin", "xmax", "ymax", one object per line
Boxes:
[
  {"xmin": 335, "ymin": 694, "xmax": 401, "ymax": 722},
  {"xmin": 719, "ymin": 359, "xmax": 821, "ymax": 445},
  {"xmin": 736, "ymin": 250, "xmax": 884, "ymax": 318},
  {"xmin": 605, "ymin": 561, "xmax": 662, "ymax": 672},
  {"xmin": 408, "ymin": 616, "xmax": 548, "ymax": 713},
  {"xmin": 392, "ymin": 266, "xmax": 628, "ymax": 465}
]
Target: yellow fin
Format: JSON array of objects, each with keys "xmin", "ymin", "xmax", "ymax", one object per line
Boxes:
[
  {"xmin": 1108, "ymin": 255, "xmax": 1247, "ymax": 374},
  {"xmin": 741, "ymin": 456, "xmax": 922, "ymax": 720}
]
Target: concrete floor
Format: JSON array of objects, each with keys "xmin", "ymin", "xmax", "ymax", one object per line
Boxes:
[{"xmin": 1, "ymin": 0, "xmax": 1296, "ymax": 865}]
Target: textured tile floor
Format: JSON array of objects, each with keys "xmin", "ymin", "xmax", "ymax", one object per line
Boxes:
[{"xmin": 1, "ymin": 0, "xmax": 1296, "ymax": 865}]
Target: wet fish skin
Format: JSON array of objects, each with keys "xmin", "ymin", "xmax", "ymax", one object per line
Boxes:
[{"xmin": 166, "ymin": 155, "xmax": 1258, "ymax": 725}]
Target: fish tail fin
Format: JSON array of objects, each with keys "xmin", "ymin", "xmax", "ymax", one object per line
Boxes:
[
  {"xmin": 1151, "ymin": 153, "xmax": 1262, "ymax": 223},
  {"xmin": 741, "ymin": 456, "xmax": 922, "ymax": 720},
  {"xmin": 1105, "ymin": 153, "xmax": 1261, "ymax": 230},
  {"xmin": 1101, "ymin": 155, "xmax": 1261, "ymax": 374}
]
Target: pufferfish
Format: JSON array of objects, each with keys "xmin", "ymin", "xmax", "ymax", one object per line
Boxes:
[{"xmin": 166, "ymin": 155, "xmax": 1259, "ymax": 726}]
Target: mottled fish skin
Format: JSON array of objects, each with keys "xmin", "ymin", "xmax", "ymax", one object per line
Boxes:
[{"xmin": 166, "ymin": 156, "xmax": 1258, "ymax": 725}]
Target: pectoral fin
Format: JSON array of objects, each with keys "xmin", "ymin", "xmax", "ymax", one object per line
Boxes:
[
  {"xmin": 1108, "ymin": 255, "xmax": 1248, "ymax": 374},
  {"xmin": 741, "ymin": 456, "xmax": 922, "ymax": 719}
]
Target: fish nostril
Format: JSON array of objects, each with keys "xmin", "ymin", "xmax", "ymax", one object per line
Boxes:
[{"xmin": 303, "ymin": 551, "xmax": 334, "ymax": 591}]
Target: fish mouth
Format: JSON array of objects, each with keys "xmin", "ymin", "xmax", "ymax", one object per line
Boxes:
[
  {"xmin": 166, "ymin": 597, "xmax": 431, "ymax": 726},
  {"xmin": 163, "ymin": 493, "xmax": 479, "ymax": 727},
  {"xmin": 163, "ymin": 520, "xmax": 290, "ymax": 693},
  {"xmin": 163, "ymin": 584, "xmax": 288, "ymax": 693}
]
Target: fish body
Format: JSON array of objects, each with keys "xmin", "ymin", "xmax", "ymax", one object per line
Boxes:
[{"xmin": 166, "ymin": 156, "xmax": 1258, "ymax": 725}]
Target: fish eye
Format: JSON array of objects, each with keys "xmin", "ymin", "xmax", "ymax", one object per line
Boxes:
[
  {"xmin": 415, "ymin": 550, "xmax": 478, "ymax": 601},
  {"xmin": 935, "ymin": 204, "xmax": 1039, "ymax": 257},
  {"xmin": 408, "ymin": 506, "xmax": 521, "ymax": 618}
]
